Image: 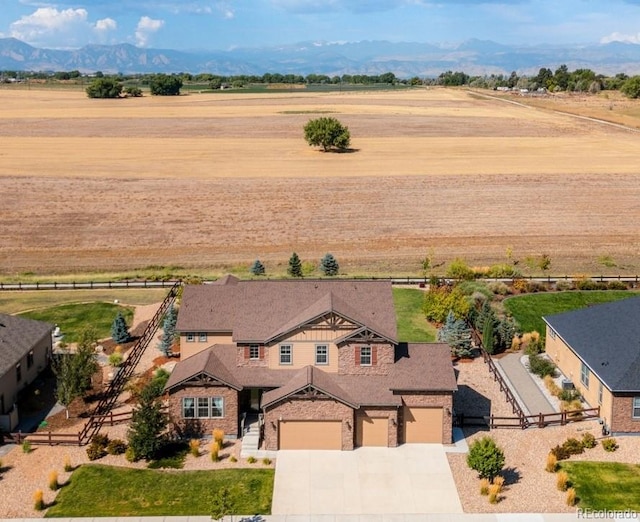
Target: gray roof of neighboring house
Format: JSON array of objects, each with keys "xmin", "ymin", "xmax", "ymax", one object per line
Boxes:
[
  {"xmin": 543, "ymin": 296, "xmax": 640, "ymax": 392},
  {"xmin": 176, "ymin": 278, "xmax": 398, "ymax": 343},
  {"xmin": 165, "ymin": 342, "xmax": 457, "ymax": 408},
  {"xmin": 0, "ymin": 313, "xmax": 53, "ymax": 378}
]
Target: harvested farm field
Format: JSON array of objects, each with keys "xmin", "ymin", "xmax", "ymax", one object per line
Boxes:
[{"xmin": 1, "ymin": 87, "xmax": 640, "ymax": 276}]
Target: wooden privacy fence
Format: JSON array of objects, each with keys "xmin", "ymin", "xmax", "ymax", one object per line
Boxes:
[
  {"xmin": 3, "ymin": 283, "xmax": 180, "ymax": 446},
  {"xmin": 464, "ymin": 326, "xmax": 600, "ymax": 430}
]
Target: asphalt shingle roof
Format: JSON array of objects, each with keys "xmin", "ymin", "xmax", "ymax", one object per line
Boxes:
[
  {"xmin": 0, "ymin": 313, "xmax": 53, "ymax": 378},
  {"xmin": 543, "ymin": 296, "xmax": 640, "ymax": 392}
]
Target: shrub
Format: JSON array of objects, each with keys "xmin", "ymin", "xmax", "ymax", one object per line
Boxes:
[
  {"xmin": 488, "ymin": 484, "xmax": 501, "ymax": 504},
  {"xmin": 446, "ymin": 258, "xmax": 476, "ymax": 280},
  {"xmin": 558, "ymin": 388, "xmax": 581, "ymax": 402},
  {"xmin": 210, "ymin": 442, "xmax": 219, "ymax": 462},
  {"xmin": 602, "ymin": 438, "xmax": 618, "ymax": 452},
  {"xmin": 213, "ymin": 428, "xmax": 225, "ymax": 447},
  {"xmin": 33, "ymin": 489, "xmax": 45, "ymax": 511},
  {"xmin": 86, "ymin": 442, "xmax": 107, "ymax": 461},
  {"xmin": 106, "ymin": 439, "xmax": 127, "ymax": 455},
  {"xmin": 556, "ymin": 470, "xmax": 569, "ymax": 491},
  {"xmin": 575, "ymin": 278, "xmax": 606, "ymax": 291},
  {"xmin": 544, "ymin": 375, "xmax": 561, "ymax": 396},
  {"xmin": 488, "ymin": 281, "xmax": 511, "ymax": 296},
  {"xmin": 511, "ymin": 278, "xmax": 529, "ymax": 293},
  {"xmin": 562, "ymin": 438, "xmax": 584, "ymax": 456},
  {"xmin": 492, "ymin": 475, "xmax": 505, "ymax": 493},
  {"xmin": 563, "ymin": 400, "xmax": 584, "ymax": 418},
  {"xmin": 581, "ymin": 432, "xmax": 597, "ymax": 449},
  {"xmin": 555, "ymin": 280, "xmax": 574, "ymax": 291},
  {"xmin": 262, "ymin": 457, "xmax": 272, "ymax": 465},
  {"xmin": 486, "ymin": 264, "xmax": 520, "ymax": 279},
  {"xmin": 527, "ymin": 354, "xmax": 556, "ymax": 378},
  {"xmin": 48, "ymin": 470, "xmax": 59, "ymax": 491},
  {"xmin": 108, "ymin": 352, "xmax": 123, "ymax": 367},
  {"xmin": 566, "ymin": 487, "xmax": 577, "ymax": 506},
  {"xmin": 247, "ymin": 456, "xmax": 257, "ymax": 464},
  {"xmin": 550, "ymin": 444, "xmax": 571, "ymax": 461},
  {"xmin": 467, "ymin": 436, "xmax": 505, "ymax": 479},
  {"xmin": 545, "ymin": 453, "xmax": 558, "ymax": 473},
  {"xmin": 63, "ymin": 454, "xmax": 73, "ymax": 472},
  {"xmin": 479, "ymin": 478, "xmax": 490, "ymax": 495},
  {"xmin": 91, "ymin": 433, "xmax": 109, "ymax": 447},
  {"xmin": 229, "ymin": 455, "xmax": 237, "ymax": 463},
  {"xmin": 189, "ymin": 439, "xmax": 200, "ymax": 457},
  {"xmin": 22, "ymin": 440, "xmax": 32, "ymax": 454},
  {"xmin": 607, "ymin": 280, "xmax": 628, "ymax": 290},
  {"xmin": 125, "ymin": 446, "xmax": 138, "ymax": 462}
]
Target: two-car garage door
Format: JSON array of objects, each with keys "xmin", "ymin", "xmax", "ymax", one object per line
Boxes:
[
  {"xmin": 279, "ymin": 420, "xmax": 342, "ymax": 450},
  {"xmin": 403, "ymin": 406, "xmax": 443, "ymax": 443}
]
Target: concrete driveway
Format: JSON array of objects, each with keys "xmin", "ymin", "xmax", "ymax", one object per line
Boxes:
[{"xmin": 271, "ymin": 445, "xmax": 463, "ymax": 516}]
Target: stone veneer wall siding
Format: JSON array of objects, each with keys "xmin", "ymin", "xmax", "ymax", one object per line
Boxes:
[
  {"xmin": 236, "ymin": 345, "xmax": 270, "ymax": 368},
  {"xmin": 338, "ymin": 342, "xmax": 394, "ymax": 376},
  {"xmin": 168, "ymin": 384, "xmax": 239, "ymax": 439},
  {"xmin": 263, "ymin": 397, "xmax": 354, "ymax": 451},
  {"xmin": 399, "ymin": 391, "xmax": 454, "ymax": 444},
  {"xmin": 610, "ymin": 394, "xmax": 640, "ymax": 433},
  {"xmin": 356, "ymin": 407, "xmax": 399, "ymax": 447}
]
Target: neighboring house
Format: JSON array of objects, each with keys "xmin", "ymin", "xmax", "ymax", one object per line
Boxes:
[
  {"xmin": 544, "ymin": 296, "xmax": 640, "ymax": 434},
  {"xmin": 165, "ymin": 276, "xmax": 457, "ymax": 450},
  {"xmin": 0, "ymin": 313, "xmax": 53, "ymax": 431}
]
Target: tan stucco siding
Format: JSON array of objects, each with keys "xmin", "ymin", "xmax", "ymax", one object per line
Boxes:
[
  {"xmin": 180, "ymin": 332, "xmax": 234, "ymax": 360},
  {"xmin": 268, "ymin": 341, "xmax": 339, "ymax": 372},
  {"xmin": 545, "ymin": 328, "xmax": 612, "ymax": 422}
]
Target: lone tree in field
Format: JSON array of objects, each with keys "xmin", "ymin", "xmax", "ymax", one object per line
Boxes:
[
  {"xmin": 467, "ymin": 436, "xmax": 505, "ymax": 479},
  {"xmin": 287, "ymin": 252, "xmax": 303, "ymax": 277},
  {"xmin": 111, "ymin": 311, "xmax": 131, "ymax": 344},
  {"xmin": 250, "ymin": 259, "xmax": 266, "ymax": 276},
  {"xmin": 86, "ymin": 78, "xmax": 122, "ymax": 98},
  {"xmin": 149, "ymin": 74, "xmax": 183, "ymax": 96},
  {"xmin": 319, "ymin": 253, "xmax": 339, "ymax": 276},
  {"xmin": 304, "ymin": 117, "xmax": 351, "ymax": 152}
]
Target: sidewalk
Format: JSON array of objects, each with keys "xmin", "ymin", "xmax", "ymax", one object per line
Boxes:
[{"xmin": 494, "ymin": 352, "xmax": 555, "ymax": 415}]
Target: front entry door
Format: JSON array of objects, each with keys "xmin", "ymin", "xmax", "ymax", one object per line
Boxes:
[{"xmin": 250, "ymin": 388, "xmax": 260, "ymax": 411}]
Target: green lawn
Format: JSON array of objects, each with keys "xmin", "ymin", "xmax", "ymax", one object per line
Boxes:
[
  {"xmin": 503, "ymin": 291, "xmax": 636, "ymax": 334},
  {"xmin": 19, "ymin": 302, "xmax": 134, "ymax": 343},
  {"xmin": 45, "ymin": 465, "xmax": 274, "ymax": 517},
  {"xmin": 393, "ymin": 287, "xmax": 436, "ymax": 342},
  {"xmin": 562, "ymin": 461, "xmax": 640, "ymax": 510}
]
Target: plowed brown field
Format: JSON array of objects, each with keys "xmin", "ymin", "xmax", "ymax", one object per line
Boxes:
[{"xmin": 1, "ymin": 87, "xmax": 639, "ymax": 276}]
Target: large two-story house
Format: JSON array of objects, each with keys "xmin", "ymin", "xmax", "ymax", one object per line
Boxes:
[
  {"xmin": 544, "ymin": 296, "xmax": 640, "ymax": 435},
  {"xmin": 165, "ymin": 276, "xmax": 456, "ymax": 450}
]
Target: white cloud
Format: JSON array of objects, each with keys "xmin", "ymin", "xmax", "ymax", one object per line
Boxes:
[
  {"xmin": 135, "ymin": 16, "xmax": 165, "ymax": 47},
  {"xmin": 10, "ymin": 7, "xmax": 90, "ymax": 46},
  {"xmin": 95, "ymin": 18, "xmax": 117, "ymax": 32},
  {"xmin": 600, "ymin": 31, "xmax": 640, "ymax": 44}
]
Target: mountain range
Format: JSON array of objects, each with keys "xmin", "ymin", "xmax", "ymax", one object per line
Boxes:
[{"xmin": 2, "ymin": 37, "xmax": 640, "ymax": 77}]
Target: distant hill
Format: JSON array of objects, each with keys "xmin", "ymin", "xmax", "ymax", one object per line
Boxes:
[{"xmin": 2, "ymin": 37, "xmax": 640, "ymax": 77}]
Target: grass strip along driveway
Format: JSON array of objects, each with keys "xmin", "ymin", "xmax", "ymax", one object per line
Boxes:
[
  {"xmin": 562, "ymin": 461, "xmax": 640, "ymax": 511},
  {"xmin": 46, "ymin": 465, "xmax": 274, "ymax": 517}
]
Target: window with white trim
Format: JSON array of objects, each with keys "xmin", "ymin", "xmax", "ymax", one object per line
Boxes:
[
  {"xmin": 249, "ymin": 345, "xmax": 260, "ymax": 360},
  {"xmin": 27, "ymin": 350, "xmax": 34, "ymax": 369},
  {"xmin": 549, "ymin": 328, "xmax": 556, "ymax": 340},
  {"xmin": 198, "ymin": 332, "xmax": 208, "ymax": 342},
  {"xmin": 360, "ymin": 346, "xmax": 372, "ymax": 366},
  {"xmin": 580, "ymin": 362, "xmax": 590, "ymax": 388},
  {"xmin": 315, "ymin": 345, "xmax": 328, "ymax": 365},
  {"xmin": 598, "ymin": 383, "xmax": 603, "ymax": 405},
  {"xmin": 279, "ymin": 345, "xmax": 292, "ymax": 365},
  {"xmin": 182, "ymin": 397, "xmax": 224, "ymax": 419},
  {"xmin": 186, "ymin": 333, "xmax": 195, "ymax": 342},
  {"xmin": 633, "ymin": 397, "xmax": 640, "ymax": 419}
]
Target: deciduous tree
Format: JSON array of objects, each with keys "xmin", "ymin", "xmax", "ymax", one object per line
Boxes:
[
  {"xmin": 149, "ymin": 74, "xmax": 183, "ymax": 96},
  {"xmin": 303, "ymin": 117, "xmax": 351, "ymax": 152},
  {"xmin": 86, "ymin": 78, "xmax": 122, "ymax": 98}
]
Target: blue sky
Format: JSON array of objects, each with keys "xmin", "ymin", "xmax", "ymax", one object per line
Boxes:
[{"xmin": 1, "ymin": 0, "xmax": 640, "ymax": 50}]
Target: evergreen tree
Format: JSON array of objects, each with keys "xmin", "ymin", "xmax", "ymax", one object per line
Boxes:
[
  {"xmin": 157, "ymin": 304, "xmax": 178, "ymax": 356},
  {"xmin": 250, "ymin": 259, "xmax": 266, "ymax": 276},
  {"xmin": 287, "ymin": 252, "xmax": 303, "ymax": 277},
  {"xmin": 438, "ymin": 310, "xmax": 473, "ymax": 358},
  {"xmin": 111, "ymin": 311, "xmax": 131, "ymax": 344},
  {"xmin": 482, "ymin": 318, "xmax": 497, "ymax": 355},
  {"xmin": 127, "ymin": 379, "xmax": 168, "ymax": 461},
  {"xmin": 319, "ymin": 253, "xmax": 339, "ymax": 276}
]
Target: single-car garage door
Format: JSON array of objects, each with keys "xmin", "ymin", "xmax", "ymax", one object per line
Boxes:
[
  {"xmin": 403, "ymin": 406, "xmax": 443, "ymax": 443},
  {"xmin": 279, "ymin": 420, "xmax": 342, "ymax": 450},
  {"xmin": 356, "ymin": 416, "xmax": 388, "ymax": 447}
]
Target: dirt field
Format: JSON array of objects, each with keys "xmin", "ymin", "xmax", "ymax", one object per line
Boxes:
[{"xmin": 1, "ymin": 87, "xmax": 639, "ymax": 276}]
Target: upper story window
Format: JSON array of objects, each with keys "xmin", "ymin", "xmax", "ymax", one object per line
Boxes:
[
  {"xmin": 186, "ymin": 333, "xmax": 195, "ymax": 343},
  {"xmin": 360, "ymin": 346, "xmax": 372, "ymax": 366},
  {"xmin": 249, "ymin": 345, "xmax": 260, "ymax": 360},
  {"xmin": 598, "ymin": 383, "xmax": 604, "ymax": 405},
  {"xmin": 315, "ymin": 345, "xmax": 328, "ymax": 365},
  {"xmin": 549, "ymin": 328, "xmax": 556, "ymax": 340},
  {"xmin": 198, "ymin": 332, "xmax": 208, "ymax": 342},
  {"xmin": 16, "ymin": 363, "xmax": 22, "ymax": 382},
  {"xmin": 279, "ymin": 345, "xmax": 292, "ymax": 365},
  {"xmin": 633, "ymin": 397, "xmax": 640, "ymax": 419},
  {"xmin": 27, "ymin": 350, "xmax": 34, "ymax": 369},
  {"xmin": 580, "ymin": 362, "xmax": 590, "ymax": 388}
]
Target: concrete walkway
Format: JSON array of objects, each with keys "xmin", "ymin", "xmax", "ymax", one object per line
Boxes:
[{"xmin": 494, "ymin": 353, "xmax": 555, "ymax": 415}]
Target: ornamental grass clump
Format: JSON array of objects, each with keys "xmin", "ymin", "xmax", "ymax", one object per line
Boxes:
[
  {"xmin": 556, "ymin": 470, "xmax": 569, "ymax": 491},
  {"xmin": 479, "ymin": 478, "xmax": 490, "ymax": 496},
  {"xmin": 210, "ymin": 441, "xmax": 219, "ymax": 462},
  {"xmin": 63, "ymin": 455, "xmax": 72, "ymax": 472},
  {"xmin": 48, "ymin": 470, "xmax": 59, "ymax": 491},
  {"xmin": 488, "ymin": 484, "xmax": 501, "ymax": 504},
  {"xmin": 602, "ymin": 437, "xmax": 618, "ymax": 452},
  {"xmin": 247, "ymin": 456, "xmax": 257, "ymax": 464},
  {"xmin": 189, "ymin": 439, "xmax": 200, "ymax": 457},
  {"xmin": 545, "ymin": 453, "xmax": 558, "ymax": 473},
  {"xmin": 581, "ymin": 432, "xmax": 597, "ymax": 449},
  {"xmin": 262, "ymin": 458, "xmax": 272, "ymax": 465},
  {"xmin": 33, "ymin": 489, "xmax": 44, "ymax": 511},
  {"xmin": 566, "ymin": 487, "xmax": 577, "ymax": 506},
  {"xmin": 229, "ymin": 455, "xmax": 237, "ymax": 463},
  {"xmin": 213, "ymin": 428, "xmax": 224, "ymax": 447},
  {"xmin": 492, "ymin": 475, "xmax": 505, "ymax": 493}
]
